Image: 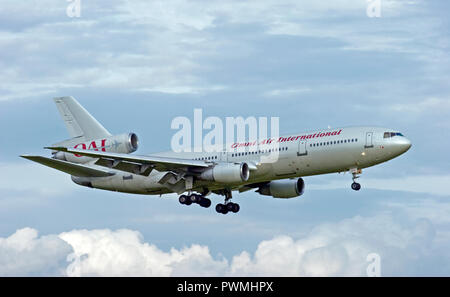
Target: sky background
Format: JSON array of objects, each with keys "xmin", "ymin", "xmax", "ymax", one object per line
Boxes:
[{"xmin": 0, "ymin": 0, "xmax": 450, "ymax": 276}]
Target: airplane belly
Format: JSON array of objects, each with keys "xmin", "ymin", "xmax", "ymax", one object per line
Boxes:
[
  {"xmin": 90, "ymin": 171, "xmax": 167, "ymax": 195},
  {"xmin": 273, "ymin": 157, "xmax": 297, "ymax": 176},
  {"xmin": 298, "ymin": 149, "xmax": 359, "ymax": 176}
]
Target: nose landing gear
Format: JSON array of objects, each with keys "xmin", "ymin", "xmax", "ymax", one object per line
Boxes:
[
  {"xmin": 350, "ymin": 168, "xmax": 362, "ymax": 191},
  {"xmin": 351, "ymin": 182, "xmax": 361, "ymax": 191}
]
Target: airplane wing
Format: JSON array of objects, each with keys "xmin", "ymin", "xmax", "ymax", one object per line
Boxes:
[
  {"xmin": 21, "ymin": 155, "xmax": 115, "ymax": 177},
  {"xmin": 45, "ymin": 146, "xmax": 210, "ymax": 176}
]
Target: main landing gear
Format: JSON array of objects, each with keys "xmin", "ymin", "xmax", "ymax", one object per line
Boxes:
[
  {"xmin": 179, "ymin": 194, "xmax": 212, "ymax": 208},
  {"xmin": 351, "ymin": 168, "xmax": 362, "ymax": 191},
  {"xmin": 215, "ymin": 190, "xmax": 240, "ymax": 215}
]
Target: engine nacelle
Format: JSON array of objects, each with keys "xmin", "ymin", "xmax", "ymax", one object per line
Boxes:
[
  {"xmin": 200, "ymin": 163, "xmax": 250, "ymax": 184},
  {"xmin": 54, "ymin": 133, "xmax": 139, "ymax": 163},
  {"xmin": 257, "ymin": 178, "xmax": 305, "ymax": 199}
]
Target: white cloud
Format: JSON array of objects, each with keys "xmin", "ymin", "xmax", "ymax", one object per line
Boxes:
[
  {"xmin": 59, "ymin": 228, "xmax": 228, "ymax": 276},
  {"xmin": 0, "ymin": 228, "xmax": 72, "ymax": 276},
  {"xmin": 229, "ymin": 215, "xmax": 438, "ymax": 276},
  {"xmin": 1, "ymin": 0, "xmax": 442, "ymax": 101},
  {"xmin": 1, "ymin": 213, "xmax": 448, "ymax": 276}
]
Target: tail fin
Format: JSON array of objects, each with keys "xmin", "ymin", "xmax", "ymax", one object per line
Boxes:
[{"xmin": 53, "ymin": 96, "xmax": 111, "ymax": 145}]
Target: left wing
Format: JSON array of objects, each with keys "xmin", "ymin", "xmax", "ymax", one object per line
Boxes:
[
  {"xmin": 46, "ymin": 146, "xmax": 210, "ymax": 176},
  {"xmin": 21, "ymin": 155, "xmax": 115, "ymax": 177}
]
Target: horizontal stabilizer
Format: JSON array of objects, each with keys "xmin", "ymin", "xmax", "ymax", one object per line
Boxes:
[{"xmin": 20, "ymin": 155, "xmax": 114, "ymax": 177}]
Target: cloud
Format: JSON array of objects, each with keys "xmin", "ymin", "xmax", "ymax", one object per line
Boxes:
[
  {"xmin": 0, "ymin": 228, "xmax": 72, "ymax": 276},
  {"xmin": 229, "ymin": 215, "xmax": 438, "ymax": 276},
  {"xmin": 1, "ymin": 0, "xmax": 443, "ymax": 101},
  {"xmin": 59, "ymin": 228, "xmax": 228, "ymax": 277},
  {"xmin": 1, "ymin": 213, "xmax": 448, "ymax": 276}
]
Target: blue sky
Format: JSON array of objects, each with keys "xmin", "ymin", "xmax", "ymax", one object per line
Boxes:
[{"xmin": 0, "ymin": 0, "xmax": 449, "ymax": 276}]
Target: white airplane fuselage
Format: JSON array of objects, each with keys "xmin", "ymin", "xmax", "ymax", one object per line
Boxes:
[
  {"xmin": 22, "ymin": 97, "xmax": 413, "ymax": 214},
  {"xmin": 76, "ymin": 126, "xmax": 411, "ymax": 195}
]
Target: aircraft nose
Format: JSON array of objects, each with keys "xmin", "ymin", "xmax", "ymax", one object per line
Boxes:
[{"xmin": 397, "ymin": 137, "xmax": 412, "ymax": 153}]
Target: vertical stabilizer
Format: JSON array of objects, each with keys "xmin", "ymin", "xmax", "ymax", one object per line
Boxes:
[{"xmin": 53, "ymin": 96, "xmax": 111, "ymax": 142}]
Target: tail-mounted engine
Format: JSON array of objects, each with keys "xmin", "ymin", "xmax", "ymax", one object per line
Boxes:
[
  {"xmin": 257, "ymin": 178, "xmax": 305, "ymax": 198},
  {"xmin": 54, "ymin": 133, "xmax": 139, "ymax": 163}
]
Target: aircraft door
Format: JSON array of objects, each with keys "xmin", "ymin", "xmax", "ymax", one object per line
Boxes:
[
  {"xmin": 220, "ymin": 150, "xmax": 228, "ymax": 162},
  {"xmin": 365, "ymin": 132, "xmax": 374, "ymax": 148},
  {"xmin": 297, "ymin": 140, "xmax": 308, "ymax": 156}
]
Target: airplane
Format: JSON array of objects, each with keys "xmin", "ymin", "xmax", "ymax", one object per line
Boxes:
[{"xmin": 21, "ymin": 96, "xmax": 412, "ymax": 215}]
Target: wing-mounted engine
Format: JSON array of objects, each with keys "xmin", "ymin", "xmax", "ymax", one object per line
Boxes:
[
  {"xmin": 257, "ymin": 178, "xmax": 305, "ymax": 198},
  {"xmin": 53, "ymin": 133, "xmax": 139, "ymax": 163},
  {"xmin": 199, "ymin": 163, "xmax": 250, "ymax": 184}
]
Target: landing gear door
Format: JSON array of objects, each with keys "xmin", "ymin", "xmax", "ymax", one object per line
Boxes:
[
  {"xmin": 365, "ymin": 132, "xmax": 374, "ymax": 148},
  {"xmin": 297, "ymin": 140, "xmax": 307, "ymax": 156}
]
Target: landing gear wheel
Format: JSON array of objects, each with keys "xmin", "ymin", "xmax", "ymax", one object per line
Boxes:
[
  {"xmin": 190, "ymin": 194, "xmax": 200, "ymax": 203},
  {"xmin": 351, "ymin": 182, "xmax": 361, "ymax": 191},
  {"xmin": 179, "ymin": 195, "xmax": 188, "ymax": 205},
  {"xmin": 199, "ymin": 197, "xmax": 211, "ymax": 208},
  {"xmin": 230, "ymin": 203, "xmax": 240, "ymax": 213},
  {"xmin": 226, "ymin": 203, "xmax": 235, "ymax": 212},
  {"xmin": 215, "ymin": 203, "xmax": 228, "ymax": 214}
]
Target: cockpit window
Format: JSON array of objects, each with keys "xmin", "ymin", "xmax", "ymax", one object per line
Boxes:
[{"xmin": 384, "ymin": 132, "xmax": 404, "ymax": 138}]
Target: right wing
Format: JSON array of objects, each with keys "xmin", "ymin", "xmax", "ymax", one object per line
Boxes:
[{"xmin": 21, "ymin": 155, "xmax": 114, "ymax": 177}]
